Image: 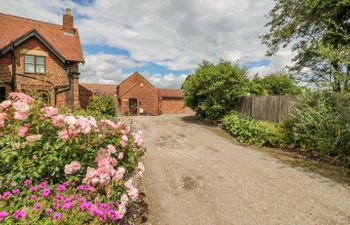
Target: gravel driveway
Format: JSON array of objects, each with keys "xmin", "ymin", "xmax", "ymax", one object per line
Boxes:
[{"xmin": 132, "ymin": 115, "xmax": 350, "ymax": 225}]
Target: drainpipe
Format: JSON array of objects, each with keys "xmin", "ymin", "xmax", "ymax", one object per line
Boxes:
[{"xmin": 11, "ymin": 42, "xmax": 16, "ymax": 91}]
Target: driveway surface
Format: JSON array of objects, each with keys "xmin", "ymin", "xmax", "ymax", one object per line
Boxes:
[{"xmin": 132, "ymin": 115, "xmax": 350, "ymax": 225}]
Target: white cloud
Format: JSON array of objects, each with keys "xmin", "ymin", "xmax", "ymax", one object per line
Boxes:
[
  {"xmin": 248, "ymin": 50, "xmax": 295, "ymax": 78},
  {"xmin": 80, "ymin": 53, "xmax": 188, "ymax": 88},
  {"xmin": 0, "ymin": 0, "xmax": 295, "ymax": 85}
]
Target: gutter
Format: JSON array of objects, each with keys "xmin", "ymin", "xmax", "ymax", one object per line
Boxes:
[{"xmin": 11, "ymin": 42, "xmax": 16, "ymax": 91}]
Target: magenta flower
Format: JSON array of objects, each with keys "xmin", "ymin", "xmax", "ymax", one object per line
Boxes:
[
  {"xmin": 56, "ymin": 184, "xmax": 66, "ymax": 192},
  {"xmin": 42, "ymin": 187, "xmax": 51, "ymax": 197},
  {"xmin": 2, "ymin": 191, "xmax": 12, "ymax": 199},
  {"xmin": 46, "ymin": 208, "xmax": 53, "ymax": 214},
  {"xmin": 12, "ymin": 210, "xmax": 26, "ymax": 220},
  {"xmin": 53, "ymin": 212, "xmax": 62, "ymax": 220},
  {"xmin": 24, "ymin": 179, "xmax": 32, "ymax": 186},
  {"xmin": 12, "ymin": 188, "xmax": 20, "ymax": 195},
  {"xmin": 61, "ymin": 202, "xmax": 74, "ymax": 211},
  {"xmin": 33, "ymin": 202, "xmax": 41, "ymax": 211},
  {"xmin": 31, "ymin": 195, "xmax": 37, "ymax": 200},
  {"xmin": 77, "ymin": 184, "xmax": 85, "ymax": 190},
  {"xmin": 39, "ymin": 181, "xmax": 47, "ymax": 188},
  {"xmin": 53, "ymin": 202, "xmax": 60, "ymax": 209},
  {"xmin": 0, "ymin": 211, "xmax": 9, "ymax": 222},
  {"xmin": 29, "ymin": 186, "xmax": 38, "ymax": 192}
]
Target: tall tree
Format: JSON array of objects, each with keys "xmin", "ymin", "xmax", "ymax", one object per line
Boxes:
[{"xmin": 261, "ymin": 0, "xmax": 350, "ymax": 92}]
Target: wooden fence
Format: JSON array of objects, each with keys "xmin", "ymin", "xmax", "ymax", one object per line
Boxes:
[{"xmin": 234, "ymin": 95, "xmax": 299, "ymax": 122}]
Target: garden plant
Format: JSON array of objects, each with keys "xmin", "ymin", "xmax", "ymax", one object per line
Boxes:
[{"xmin": 0, "ymin": 92, "xmax": 145, "ymax": 224}]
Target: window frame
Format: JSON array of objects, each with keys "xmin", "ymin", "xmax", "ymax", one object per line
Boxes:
[{"xmin": 24, "ymin": 55, "xmax": 46, "ymax": 74}]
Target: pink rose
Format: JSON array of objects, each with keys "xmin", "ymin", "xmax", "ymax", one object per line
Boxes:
[
  {"xmin": 9, "ymin": 92, "xmax": 34, "ymax": 104},
  {"xmin": 128, "ymin": 187, "xmax": 139, "ymax": 201},
  {"xmin": 137, "ymin": 162, "xmax": 145, "ymax": 177},
  {"xmin": 41, "ymin": 106, "xmax": 58, "ymax": 118},
  {"xmin": 112, "ymin": 167, "xmax": 125, "ymax": 182},
  {"xmin": 58, "ymin": 129, "xmax": 69, "ymax": 140},
  {"xmin": 106, "ymin": 144, "xmax": 116, "ymax": 154},
  {"xmin": 124, "ymin": 178, "xmax": 133, "ymax": 189},
  {"xmin": 0, "ymin": 100, "xmax": 11, "ymax": 109},
  {"xmin": 14, "ymin": 111, "xmax": 28, "ymax": 120},
  {"xmin": 133, "ymin": 130, "xmax": 143, "ymax": 147},
  {"xmin": 13, "ymin": 101, "xmax": 30, "ymax": 113},
  {"xmin": 18, "ymin": 125, "xmax": 30, "ymax": 137},
  {"xmin": 117, "ymin": 152, "xmax": 124, "ymax": 160},
  {"xmin": 64, "ymin": 161, "xmax": 81, "ymax": 175}
]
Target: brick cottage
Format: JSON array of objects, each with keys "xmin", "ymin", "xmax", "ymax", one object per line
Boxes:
[
  {"xmin": 0, "ymin": 9, "xmax": 84, "ymax": 108},
  {"xmin": 116, "ymin": 72, "xmax": 192, "ymax": 116}
]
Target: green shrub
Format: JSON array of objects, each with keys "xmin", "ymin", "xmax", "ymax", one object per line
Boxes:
[
  {"xmin": 223, "ymin": 112, "xmax": 283, "ymax": 147},
  {"xmin": 282, "ymin": 92, "xmax": 343, "ymax": 155},
  {"xmin": 183, "ymin": 60, "xmax": 250, "ymax": 121},
  {"xmin": 87, "ymin": 95, "xmax": 116, "ymax": 118}
]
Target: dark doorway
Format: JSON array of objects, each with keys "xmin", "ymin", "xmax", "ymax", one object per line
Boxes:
[
  {"xmin": 0, "ymin": 87, "xmax": 5, "ymax": 102},
  {"xmin": 129, "ymin": 98, "xmax": 137, "ymax": 115}
]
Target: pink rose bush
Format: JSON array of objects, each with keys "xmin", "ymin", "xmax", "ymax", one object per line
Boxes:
[{"xmin": 0, "ymin": 93, "xmax": 145, "ymax": 224}]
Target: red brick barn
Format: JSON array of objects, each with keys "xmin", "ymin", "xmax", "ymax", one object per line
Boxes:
[
  {"xmin": 79, "ymin": 84, "xmax": 117, "ymax": 109},
  {"xmin": 116, "ymin": 72, "xmax": 193, "ymax": 116},
  {"xmin": 0, "ymin": 9, "xmax": 84, "ymax": 108}
]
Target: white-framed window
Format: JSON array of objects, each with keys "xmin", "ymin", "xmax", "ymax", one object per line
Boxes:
[{"xmin": 24, "ymin": 55, "xmax": 46, "ymax": 74}]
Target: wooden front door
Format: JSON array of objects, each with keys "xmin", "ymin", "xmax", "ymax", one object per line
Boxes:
[
  {"xmin": 0, "ymin": 87, "xmax": 5, "ymax": 102},
  {"xmin": 129, "ymin": 98, "xmax": 137, "ymax": 115}
]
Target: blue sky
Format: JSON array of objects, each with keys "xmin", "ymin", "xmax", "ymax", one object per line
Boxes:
[{"xmin": 0, "ymin": 0, "xmax": 292, "ymax": 88}]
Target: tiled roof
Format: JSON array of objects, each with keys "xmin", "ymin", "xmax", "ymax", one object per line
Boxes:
[
  {"xmin": 158, "ymin": 89, "xmax": 183, "ymax": 98},
  {"xmin": 0, "ymin": 12, "xmax": 84, "ymax": 62},
  {"xmin": 79, "ymin": 84, "xmax": 116, "ymax": 96}
]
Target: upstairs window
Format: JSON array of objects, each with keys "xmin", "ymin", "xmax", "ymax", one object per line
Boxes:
[{"xmin": 24, "ymin": 55, "xmax": 46, "ymax": 74}]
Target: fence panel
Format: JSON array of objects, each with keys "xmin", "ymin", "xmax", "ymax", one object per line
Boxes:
[{"xmin": 234, "ymin": 95, "xmax": 298, "ymax": 122}]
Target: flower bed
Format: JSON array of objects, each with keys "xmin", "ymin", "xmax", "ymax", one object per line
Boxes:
[{"xmin": 0, "ymin": 93, "xmax": 145, "ymax": 224}]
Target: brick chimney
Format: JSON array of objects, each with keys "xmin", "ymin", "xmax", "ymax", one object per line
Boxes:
[{"xmin": 63, "ymin": 8, "xmax": 74, "ymax": 33}]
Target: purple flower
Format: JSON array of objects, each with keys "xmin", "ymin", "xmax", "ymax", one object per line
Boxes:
[
  {"xmin": 2, "ymin": 191, "xmax": 12, "ymax": 199},
  {"xmin": 79, "ymin": 202, "xmax": 93, "ymax": 211},
  {"xmin": 53, "ymin": 195, "xmax": 64, "ymax": 201},
  {"xmin": 53, "ymin": 202, "xmax": 60, "ymax": 209},
  {"xmin": 29, "ymin": 186, "xmax": 38, "ymax": 192},
  {"xmin": 24, "ymin": 179, "xmax": 32, "ymax": 186},
  {"xmin": 46, "ymin": 208, "xmax": 53, "ymax": 214},
  {"xmin": 33, "ymin": 202, "xmax": 41, "ymax": 211},
  {"xmin": 31, "ymin": 195, "xmax": 37, "ymax": 200},
  {"xmin": 84, "ymin": 184, "xmax": 91, "ymax": 191},
  {"xmin": 39, "ymin": 181, "xmax": 47, "ymax": 189},
  {"xmin": 63, "ymin": 181, "xmax": 70, "ymax": 187},
  {"xmin": 61, "ymin": 202, "xmax": 74, "ymax": 211},
  {"xmin": 12, "ymin": 188, "xmax": 20, "ymax": 195},
  {"xmin": 77, "ymin": 185, "xmax": 85, "ymax": 190},
  {"xmin": 53, "ymin": 212, "xmax": 62, "ymax": 220},
  {"xmin": 79, "ymin": 197, "xmax": 86, "ymax": 203},
  {"xmin": 12, "ymin": 210, "xmax": 26, "ymax": 220},
  {"xmin": 64, "ymin": 197, "xmax": 72, "ymax": 203},
  {"xmin": 56, "ymin": 184, "xmax": 66, "ymax": 192},
  {"xmin": 42, "ymin": 187, "xmax": 51, "ymax": 198},
  {"xmin": 0, "ymin": 211, "xmax": 9, "ymax": 222}
]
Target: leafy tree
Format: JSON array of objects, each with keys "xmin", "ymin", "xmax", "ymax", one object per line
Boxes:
[
  {"xmin": 250, "ymin": 73, "xmax": 303, "ymax": 96},
  {"xmin": 183, "ymin": 60, "xmax": 249, "ymax": 120},
  {"xmin": 261, "ymin": 0, "xmax": 350, "ymax": 92}
]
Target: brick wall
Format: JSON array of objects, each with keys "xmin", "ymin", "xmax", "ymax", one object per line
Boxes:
[
  {"xmin": 0, "ymin": 37, "xmax": 80, "ymax": 108},
  {"xmin": 161, "ymin": 97, "xmax": 194, "ymax": 114},
  {"xmin": 119, "ymin": 83, "xmax": 159, "ymax": 116}
]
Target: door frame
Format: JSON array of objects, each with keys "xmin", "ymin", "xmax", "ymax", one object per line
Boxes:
[{"xmin": 128, "ymin": 98, "xmax": 138, "ymax": 115}]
